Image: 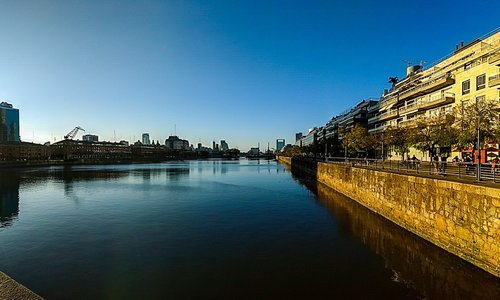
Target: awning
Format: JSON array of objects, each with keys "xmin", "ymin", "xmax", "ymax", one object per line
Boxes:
[{"xmin": 484, "ymin": 146, "xmax": 499, "ymax": 152}]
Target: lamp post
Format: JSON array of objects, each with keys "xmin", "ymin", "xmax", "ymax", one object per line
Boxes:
[
  {"xmin": 476, "ymin": 98, "xmax": 481, "ymax": 181},
  {"xmin": 381, "ymin": 132, "xmax": 384, "ymax": 161}
]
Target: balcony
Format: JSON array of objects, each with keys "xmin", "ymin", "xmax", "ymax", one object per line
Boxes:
[
  {"xmin": 379, "ymin": 94, "xmax": 398, "ymax": 108},
  {"xmin": 489, "ymin": 52, "xmax": 500, "ymax": 65},
  {"xmin": 368, "ymin": 115, "xmax": 380, "ymax": 124},
  {"xmin": 398, "ymin": 103, "xmax": 418, "ymax": 115},
  {"xmin": 368, "ymin": 126, "xmax": 385, "ymax": 134},
  {"xmin": 489, "ymin": 74, "xmax": 500, "ymax": 87},
  {"xmin": 416, "ymin": 91, "xmax": 455, "ymax": 111},
  {"xmin": 398, "ymin": 73, "xmax": 455, "ymax": 101},
  {"xmin": 378, "ymin": 109, "xmax": 398, "ymax": 121}
]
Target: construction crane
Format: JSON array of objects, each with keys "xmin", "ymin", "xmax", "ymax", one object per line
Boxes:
[{"xmin": 64, "ymin": 126, "xmax": 85, "ymax": 140}]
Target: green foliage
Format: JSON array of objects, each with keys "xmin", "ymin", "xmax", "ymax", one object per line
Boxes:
[
  {"xmin": 342, "ymin": 124, "xmax": 375, "ymax": 154},
  {"xmin": 281, "ymin": 145, "xmax": 303, "ymax": 157},
  {"xmin": 453, "ymin": 100, "xmax": 500, "ymax": 149},
  {"xmin": 385, "ymin": 126, "xmax": 411, "ymax": 160}
]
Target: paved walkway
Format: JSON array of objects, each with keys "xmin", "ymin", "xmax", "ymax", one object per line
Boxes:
[{"xmin": 0, "ymin": 272, "xmax": 42, "ymax": 300}]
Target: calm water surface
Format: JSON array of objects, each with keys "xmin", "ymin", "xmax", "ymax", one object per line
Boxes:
[{"xmin": 0, "ymin": 159, "xmax": 498, "ymax": 299}]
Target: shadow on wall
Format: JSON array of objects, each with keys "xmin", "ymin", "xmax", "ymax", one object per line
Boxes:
[
  {"xmin": 290, "ymin": 169, "xmax": 500, "ymax": 300},
  {"xmin": 289, "ymin": 157, "xmax": 318, "ymax": 179}
]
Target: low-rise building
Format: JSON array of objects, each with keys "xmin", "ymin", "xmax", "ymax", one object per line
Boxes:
[
  {"xmin": 165, "ymin": 136, "xmax": 189, "ymax": 150},
  {"xmin": 82, "ymin": 134, "xmax": 98, "ymax": 142}
]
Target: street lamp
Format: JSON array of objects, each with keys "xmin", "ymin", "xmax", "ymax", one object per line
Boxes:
[{"xmin": 476, "ymin": 97, "xmax": 482, "ymax": 181}]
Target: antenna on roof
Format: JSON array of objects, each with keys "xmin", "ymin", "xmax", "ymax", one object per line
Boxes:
[{"xmin": 404, "ymin": 60, "xmax": 413, "ymax": 67}]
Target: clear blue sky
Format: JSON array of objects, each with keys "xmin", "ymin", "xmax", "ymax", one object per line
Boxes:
[{"xmin": 1, "ymin": 0, "xmax": 499, "ymax": 151}]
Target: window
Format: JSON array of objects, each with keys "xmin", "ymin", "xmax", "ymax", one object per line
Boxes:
[
  {"xmin": 462, "ymin": 80, "xmax": 470, "ymax": 95},
  {"xmin": 476, "ymin": 74, "xmax": 486, "ymax": 90},
  {"xmin": 464, "ymin": 62, "xmax": 472, "ymax": 70}
]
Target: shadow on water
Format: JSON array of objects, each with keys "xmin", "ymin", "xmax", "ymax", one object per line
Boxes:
[
  {"xmin": 289, "ymin": 166, "xmax": 500, "ymax": 300},
  {"xmin": 0, "ymin": 172, "xmax": 19, "ymax": 228}
]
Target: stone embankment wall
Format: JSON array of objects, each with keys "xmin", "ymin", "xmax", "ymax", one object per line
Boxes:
[
  {"xmin": 0, "ymin": 272, "xmax": 43, "ymax": 300},
  {"xmin": 278, "ymin": 156, "xmax": 499, "ymax": 277}
]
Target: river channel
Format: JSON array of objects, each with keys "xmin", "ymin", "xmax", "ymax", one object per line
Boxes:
[{"xmin": 0, "ymin": 159, "xmax": 498, "ymax": 299}]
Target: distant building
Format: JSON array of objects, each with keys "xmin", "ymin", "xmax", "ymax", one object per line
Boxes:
[
  {"xmin": 300, "ymin": 127, "xmax": 318, "ymax": 147},
  {"xmin": 0, "ymin": 102, "xmax": 20, "ymax": 143},
  {"xmin": 142, "ymin": 133, "xmax": 150, "ymax": 145},
  {"xmin": 82, "ymin": 134, "xmax": 99, "ymax": 142},
  {"xmin": 220, "ymin": 140, "xmax": 229, "ymax": 151},
  {"xmin": 165, "ymin": 135, "xmax": 189, "ymax": 150},
  {"xmin": 295, "ymin": 133, "xmax": 303, "ymax": 142},
  {"xmin": 276, "ymin": 139, "xmax": 285, "ymax": 152},
  {"xmin": 119, "ymin": 140, "xmax": 129, "ymax": 146},
  {"xmin": 248, "ymin": 147, "xmax": 260, "ymax": 155}
]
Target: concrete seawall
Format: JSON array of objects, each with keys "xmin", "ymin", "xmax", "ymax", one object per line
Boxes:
[
  {"xmin": 278, "ymin": 156, "xmax": 499, "ymax": 277},
  {"xmin": 0, "ymin": 272, "xmax": 43, "ymax": 299}
]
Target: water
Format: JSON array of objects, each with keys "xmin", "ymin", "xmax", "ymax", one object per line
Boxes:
[{"xmin": 0, "ymin": 160, "xmax": 498, "ymax": 299}]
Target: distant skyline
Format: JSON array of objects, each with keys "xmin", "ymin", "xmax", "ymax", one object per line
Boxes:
[{"xmin": 1, "ymin": 0, "xmax": 499, "ymax": 150}]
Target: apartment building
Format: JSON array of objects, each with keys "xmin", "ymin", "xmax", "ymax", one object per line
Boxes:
[{"xmin": 369, "ymin": 29, "xmax": 500, "ymax": 136}]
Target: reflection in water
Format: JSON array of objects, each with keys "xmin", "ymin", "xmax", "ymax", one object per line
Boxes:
[
  {"xmin": 0, "ymin": 172, "xmax": 19, "ymax": 228},
  {"xmin": 294, "ymin": 175, "xmax": 500, "ymax": 300}
]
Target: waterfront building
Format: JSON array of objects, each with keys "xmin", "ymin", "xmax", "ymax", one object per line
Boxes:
[
  {"xmin": 248, "ymin": 147, "xmax": 260, "ymax": 155},
  {"xmin": 50, "ymin": 140, "xmax": 131, "ymax": 160},
  {"xmin": 142, "ymin": 133, "xmax": 150, "ymax": 145},
  {"xmin": 324, "ymin": 99, "xmax": 379, "ymax": 143},
  {"xmin": 82, "ymin": 134, "xmax": 99, "ymax": 142},
  {"xmin": 165, "ymin": 135, "xmax": 189, "ymax": 150},
  {"xmin": 220, "ymin": 140, "xmax": 229, "ymax": 152},
  {"xmin": 0, "ymin": 142, "xmax": 51, "ymax": 161},
  {"xmin": 368, "ymin": 29, "xmax": 500, "ymax": 160},
  {"xmin": 300, "ymin": 128, "xmax": 319, "ymax": 147},
  {"xmin": 0, "ymin": 102, "xmax": 20, "ymax": 143},
  {"xmin": 276, "ymin": 139, "xmax": 285, "ymax": 152}
]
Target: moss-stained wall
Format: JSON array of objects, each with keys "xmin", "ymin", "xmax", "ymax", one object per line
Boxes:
[{"xmin": 277, "ymin": 156, "xmax": 499, "ymax": 277}]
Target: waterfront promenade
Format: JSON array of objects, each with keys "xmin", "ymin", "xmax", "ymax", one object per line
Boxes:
[{"xmin": 326, "ymin": 157, "xmax": 500, "ymax": 185}]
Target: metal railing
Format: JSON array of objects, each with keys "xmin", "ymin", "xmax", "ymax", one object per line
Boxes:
[{"xmin": 320, "ymin": 157, "xmax": 499, "ymax": 184}]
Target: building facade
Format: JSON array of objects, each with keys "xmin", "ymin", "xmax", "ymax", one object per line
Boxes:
[
  {"xmin": 220, "ymin": 140, "xmax": 229, "ymax": 152},
  {"xmin": 142, "ymin": 133, "xmax": 150, "ymax": 145},
  {"xmin": 0, "ymin": 102, "xmax": 20, "ymax": 143},
  {"xmin": 367, "ymin": 29, "xmax": 500, "ymax": 159},
  {"xmin": 165, "ymin": 136, "xmax": 189, "ymax": 150},
  {"xmin": 276, "ymin": 139, "xmax": 285, "ymax": 152},
  {"xmin": 82, "ymin": 134, "xmax": 99, "ymax": 142}
]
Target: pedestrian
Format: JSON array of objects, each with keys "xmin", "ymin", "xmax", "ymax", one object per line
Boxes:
[
  {"xmin": 464, "ymin": 155, "xmax": 472, "ymax": 175},
  {"xmin": 433, "ymin": 153, "xmax": 440, "ymax": 174},
  {"xmin": 440, "ymin": 152, "xmax": 448, "ymax": 175},
  {"xmin": 411, "ymin": 155, "xmax": 419, "ymax": 169},
  {"xmin": 492, "ymin": 157, "xmax": 498, "ymax": 175}
]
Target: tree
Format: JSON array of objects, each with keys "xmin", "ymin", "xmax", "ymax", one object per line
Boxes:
[
  {"xmin": 433, "ymin": 114, "xmax": 458, "ymax": 151},
  {"xmin": 281, "ymin": 145, "xmax": 303, "ymax": 157},
  {"xmin": 388, "ymin": 76, "xmax": 399, "ymax": 87},
  {"xmin": 342, "ymin": 124, "xmax": 375, "ymax": 156},
  {"xmin": 453, "ymin": 99, "xmax": 500, "ymax": 150},
  {"xmin": 409, "ymin": 118, "xmax": 436, "ymax": 157},
  {"xmin": 385, "ymin": 126, "xmax": 411, "ymax": 160}
]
